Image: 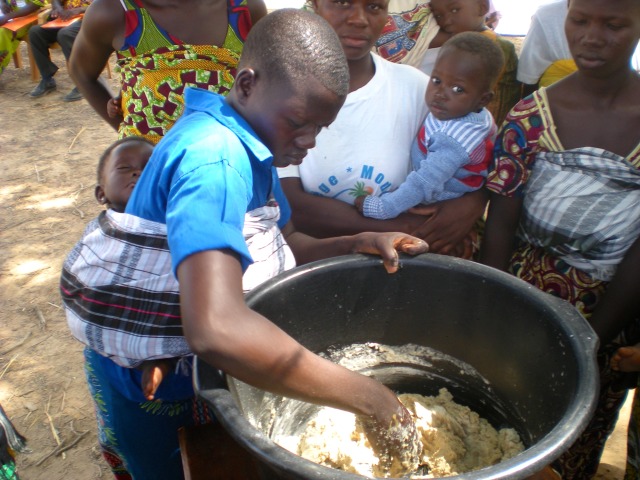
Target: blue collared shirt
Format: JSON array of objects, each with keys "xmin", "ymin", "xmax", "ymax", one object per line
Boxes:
[{"xmin": 127, "ymin": 88, "xmax": 291, "ymax": 276}]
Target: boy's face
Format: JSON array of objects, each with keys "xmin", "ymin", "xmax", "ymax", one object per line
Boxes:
[
  {"xmin": 426, "ymin": 48, "xmax": 492, "ymax": 121},
  {"xmin": 429, "ymin": 0, "xmax": 488, "ymax": 35},
  {"xmin": 237, "ymin": 71, "xmax": 345, "ymax": 168},
  {"xmin": 96, "ymin": 141, "xmax": 153, "ymax": 213},
  {"xmin": 313, "ymin": 0, "xmax": 389, "ymax": 62},
  {"xmin": 566, "ymin": 0, "xmax": 640, "ymax": 78}
]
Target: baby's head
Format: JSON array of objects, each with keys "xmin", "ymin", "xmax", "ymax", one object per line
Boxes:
[
  {"xmin": 426, "ymin": 31, "xmax": 504, "ymax": 121},
  {"xmin": 95, "ymin": 137, "xmax": 154, "ymax": 213},
  {"xmin": 226, "ymin": 8, "xmax": 349, "ymax": 168},
  {"xmin": 429, "ymin": 0, "xmax": 489, "ymax": 35}
]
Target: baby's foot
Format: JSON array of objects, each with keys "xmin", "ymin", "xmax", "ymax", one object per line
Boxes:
[{"xmin": 610, "ymin": 344, "xmax": 640, "ymax": 372}]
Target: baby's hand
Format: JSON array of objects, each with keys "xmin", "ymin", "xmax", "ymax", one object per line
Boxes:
[
  {"xmin": 140, "ymin": 360, "xmax": 172, "ymax": 401},
  {"xmin": 354, "ymin": 195, "xmax": 368, "ymax": 213},
  {"xmin": 107, "ymin": 95, "xmax": 123, "ymax": 119}
]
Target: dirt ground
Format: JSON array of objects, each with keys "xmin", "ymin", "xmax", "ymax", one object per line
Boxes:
[{"xmin": 0, "ymin": 44, "xmax": 631, "ymax": 480}]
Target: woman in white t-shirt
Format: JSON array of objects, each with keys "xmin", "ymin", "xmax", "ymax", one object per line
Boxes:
[{"xmin": 279, "ymin": 0, "xmax": 488, "ymax": 256}]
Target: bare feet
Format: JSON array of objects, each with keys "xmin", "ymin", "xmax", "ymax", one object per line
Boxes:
[
  {"xmin": 611, "ymin": 343, "xmax": 640, "ymax": 372},
  {"xmin": 140, "ymin": 360, "xmax": 172, "ymax": 401}
]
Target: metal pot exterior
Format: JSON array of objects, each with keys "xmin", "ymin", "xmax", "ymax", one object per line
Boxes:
[{"xmin": 195, "ymin": 253, "xmax": 599, "ymax": 479}]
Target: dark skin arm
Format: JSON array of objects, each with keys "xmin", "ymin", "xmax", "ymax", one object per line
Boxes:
[
  {"xmin": 281, "ymin": 177, "xmax": 486, "ymax": 255},
  {"xmin": 178, "ymin": 230, "xmax": 427, "ymax": 466},
  {"xmin": 68, "ymin": 0, "xmax": 121, "ymax": 129},
  {"xmin": 478, "ymin": 192, "xmax": 523, "ymax": 271},
  {"xmin": 589, "ymin": 235, "xmax": 640, "ymax": 345},
  {"xmin": 0, "ymin": 0, "xmax": 39, "ymax": 25},
  {"xmin": 407, "ymin": 189, "xmax": 488, "ymax": 254}
]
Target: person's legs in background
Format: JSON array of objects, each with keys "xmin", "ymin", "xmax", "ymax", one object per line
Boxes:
[
  {"xmin": 27, "ymin": 25, "xmax": 60, "ymax": 97},
  {"xmin": 56, "ymin": 22, "xmax": 83, "ymax": 102}
]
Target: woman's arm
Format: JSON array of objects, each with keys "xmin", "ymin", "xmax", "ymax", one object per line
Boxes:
[
  {"xmin": 589, "ymin": 236, "xmax": 640, "ymax": 345},
  {"xmin": 68, "ymin": 0, "xmax": 122, "ymax": 130},
  {"xmin": 247, "ymin": 0, "xmax": 267, "ymax": 24},
  {"xmin": 282, "ymin": 177, "xmax": 485, "ymax": 255},
  {"xmin": 178, "ymin": 247, "xmax": 422, "ymax": 467},
  {"xmin": 281, "ymin": 177, "xmax": 427, "ymax": 238},
  {"xmin": 478, "ymin": 192, "xmax": 522, "ymax": 271},
  {"xmin": 408, "ymin": 189, "xmax": 488, "ymax": 254}
]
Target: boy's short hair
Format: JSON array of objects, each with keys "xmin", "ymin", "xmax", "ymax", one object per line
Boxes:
[
  {"xmin": 97, "ymin": 137, "xmax": 154, "ymax": 184},
  {"xmin": 441, "ymin": 32, "xmax": 505, "ymax": 89},
  {"xmin": 239, "ymin": 8, "xmax": 349, "ymax": 97}
]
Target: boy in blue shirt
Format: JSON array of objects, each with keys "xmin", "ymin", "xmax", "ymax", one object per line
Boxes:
[{"xmin": 63, "ymin": 8, "xmax": 428, "ymax": 479}]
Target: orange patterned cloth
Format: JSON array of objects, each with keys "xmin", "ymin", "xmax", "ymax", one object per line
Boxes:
[{"xmin": 116, "ymin": 0, "xmax": 251, "ymax": 143}]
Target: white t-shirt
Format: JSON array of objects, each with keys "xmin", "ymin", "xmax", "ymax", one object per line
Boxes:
[
  {"xmin": 517, "ymin": 1, "xmax": 571, "ymax": 85},
  {"xmin": 418, "ymin": 46, "xmax": 440, "ymax": 76},
  {"xmin": 278, "ymin": 53, "xmax": 428, "ymax": 205}
]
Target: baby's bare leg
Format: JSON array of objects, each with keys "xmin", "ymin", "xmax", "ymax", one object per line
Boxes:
[{"xmin": 611, "ymin": 343, "xmax": 640, "ymax": 372}]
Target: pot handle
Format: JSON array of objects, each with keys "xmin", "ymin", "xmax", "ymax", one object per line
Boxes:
[
  {"xmin": 538, "ymin": 290, "xmax": 600, "ymax": 353},
  {"xmin": 193, "ymin": 355, "xmax": 228, "ymax": 394}
]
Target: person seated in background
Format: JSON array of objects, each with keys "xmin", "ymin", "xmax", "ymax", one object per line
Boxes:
[
  {"xmin": 0, "ymin": 0, "xmax": 46, "ymax": 77},
  {"xmin": 69, "ymin": 0, "xmax": 267, "ymax": 144},
  {"xmin": 355, "ymin": 32, "xmax": 501, "ymax": 221},
  {"xmin": 480, "ymin": 0, "xmax": 640, "ymax": 477},
  {"xmin": 27, "ymin": 0, "xmax": 91, "ymax": 100},
  {"xmin": 282, "ymin": 0, "xmax": 487, "ymax": 259}
]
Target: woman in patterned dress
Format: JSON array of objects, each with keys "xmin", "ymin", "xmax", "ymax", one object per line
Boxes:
[
  {"xmin": 480, "ymin": 0, "xmax": 640, "ymax": 478},
  {"xmin": 68, "ymin": 0, "xmax": 266, "ymax": 143}
]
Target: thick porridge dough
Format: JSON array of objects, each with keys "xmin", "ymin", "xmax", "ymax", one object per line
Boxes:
[{"xmin": 277, "ymin": 388, "xmax": 524, "ymax": 478}]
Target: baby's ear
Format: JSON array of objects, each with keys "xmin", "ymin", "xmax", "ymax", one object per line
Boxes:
[
  {"xmin": 478, "ymin": 0, "xmax": 489, "ymax": 16},
  {"xmin": 478, "ymin": 90, "xmax": 494, "ymax": 109},
  {"xmin": 95, "ymin": 185, "xmax": 108, "ymax": 205}
]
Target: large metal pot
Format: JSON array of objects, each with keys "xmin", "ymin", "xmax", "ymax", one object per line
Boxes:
[{"xmin": 195, "ymin": 254, "xmax": 599, "ymax": 479}]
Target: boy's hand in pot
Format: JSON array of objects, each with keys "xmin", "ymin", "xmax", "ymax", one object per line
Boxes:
[{"xmin": 357, "ymin": 398, "xmax": 422, "ymax": 476}]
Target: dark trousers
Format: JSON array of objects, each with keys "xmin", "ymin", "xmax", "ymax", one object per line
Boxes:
[{"xmin": 27, "ymin": 21, "xmax": 81, "ymax": 80}]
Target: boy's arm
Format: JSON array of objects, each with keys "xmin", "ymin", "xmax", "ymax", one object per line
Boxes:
[
  {"xmin": 589, "ymin": 236, "xmax": 640, "ymax": 344},
  {"xmin": 281, "ymin": 221, "xmax": 428, "ymax": 273},
  {"xmin": 68, "ymin": 0, "xmax": 121, "ymax": 130},
  {"xmin": 478, "ymin": 191, "xmax": 522, "ymax": 271},
  {"xmin": 177, "ymin": 248, "xmax": 422, "ymax": 452}
]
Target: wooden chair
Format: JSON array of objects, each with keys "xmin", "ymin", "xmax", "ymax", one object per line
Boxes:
[
  {"xmin": 17, "ymin": 8, "xmax": 112, "ymax": 82},
  {"xmin": 23, "ymin": 38, "xmax": 113, "ymax": 82}
]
